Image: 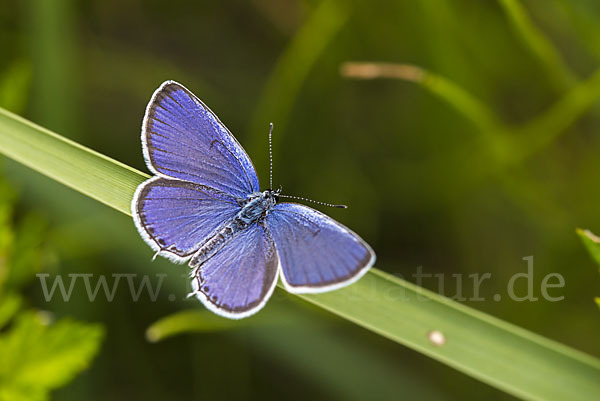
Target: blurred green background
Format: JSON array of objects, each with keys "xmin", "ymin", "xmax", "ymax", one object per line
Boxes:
[{"xmin": 1, "ymin": 0, "xmax": 600, "ymax": 400}]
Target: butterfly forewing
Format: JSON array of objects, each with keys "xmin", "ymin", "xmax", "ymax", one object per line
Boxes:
[
  {"xmin": 132, "ymin": 177, "xmax": 240, "ymax": 262},
  {"xmin": 142, "ymin": 81, "xmax": 259, "ymax": 198},
  {"xmin": 266, "ymin": 203, "xmax": 375, "ymax": 293}
]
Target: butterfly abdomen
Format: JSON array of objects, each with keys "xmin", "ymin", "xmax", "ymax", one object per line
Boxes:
[{"xmin": 189, "ymin": 221, "xmax": 243, "ymax": 268}]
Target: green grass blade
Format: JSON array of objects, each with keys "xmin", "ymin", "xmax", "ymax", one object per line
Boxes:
[
  {"xmin": 512, "ymin": 67, "xmax": 600, "ymax": 165},
  {"xmin": 1, "ymin": 107, "xmax": 600, "ymax": 401},
  {"xmin": 577, "ymin": 228, "xmax": 600, "ymax": 311},
  {"xmin": 341, "ymin": 62, "xmax": 500, "ymax": 133},
  {"xmin": 577, "ymin": 228, "xmax": 600, "ymax": 267},
  {"xmin": 248, "ymin": 0, "xmax": 350, "ymax": 155},
  {"xmin": 145, "ymin": 310, "xmax": 244, "ymax": 342},
  {"xmin": 148, "ymin": 304, "xmax": 452, "ymax": 401},
  {"xmin": 0, "ymin": 107, "xmax": 148, "ymax": 213},
  {"xmin": 498, "ymin": 0, "xmax": 575, "ymax": 89},
  {"xmin": 299, "ymin": 269, "xmax": 600, "ymax": 401}
]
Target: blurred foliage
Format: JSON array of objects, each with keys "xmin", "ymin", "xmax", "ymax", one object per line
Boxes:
[
  {"xmin": 577, "ymin": 228, "xmax": 600, "ymax": 267},
  {"xmin": 0, "ymin": 60, "xmax": 31, "ymax": 115},
  {"xmin": 0, "ymin": 178, "xmax": 104, "ymax": 400},
  {"xmin": 0, "ymin": 312, "xmax": 103, "ymax": 401},
  {"xmin": 1, "ymin": 0, "xmax": 600, "ymax": 400},
  {"xmin": 146, "ymin": 310, "xmax": 245, "ymax": 342},
  {"xmin": 577, "ymin": 228, "xmax": 600, "ymax": 309}
]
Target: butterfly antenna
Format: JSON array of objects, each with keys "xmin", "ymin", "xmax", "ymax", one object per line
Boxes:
[
  {"xmin": 278, "ymin": 194, "xmax": 347, "ymax": 209},
  {"xmin": 269, "ymin": 123, "xmax": 346, "ymax": 209},
  {"xmin": 268, "ymin": 123, "xmax": 274, "ymax": 190}
]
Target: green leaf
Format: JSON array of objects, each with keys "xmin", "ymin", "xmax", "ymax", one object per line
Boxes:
[
  {"xmin": 8, "ymin": 213, "xmax": 49, "ymax": 290},
  {"xmin": 1, "ymin": 107, "xmax": 600, "ymax": 400},
  {"xmin": 0, "ymin": 175, "xmax": 53, "ymax": 292},
  {"xmin": 0, "ymin": 311, "xmax": 104, "ymax": 401},
  {"xmin": 577, "ymin": 228, "xmax": 600, "ymax": 267},
  {"xmin": 0, "ymin": 293, "xmax": 22, "ymax": 330}
]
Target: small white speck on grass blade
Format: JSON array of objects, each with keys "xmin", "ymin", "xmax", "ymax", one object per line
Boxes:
[{"xmin": 428, "ymin": 330, "xmax": 446, "ymax": 346}]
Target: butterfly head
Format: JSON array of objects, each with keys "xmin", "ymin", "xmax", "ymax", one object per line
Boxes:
[{"xmin": 263, "ymin": 186, "xmax": 281, "ymax": 205}]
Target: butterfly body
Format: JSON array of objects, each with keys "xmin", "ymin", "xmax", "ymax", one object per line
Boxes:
[
  {"xmin": 132, "ymin": 81, "xmax": 375, "ymax": 319},
  {"xmin": 189, "ymin": 189, "xmax": 278, "ymax": 268},
  {"xmin": 237, "ymin": 189, "xmax": 279, "ymax": 225}
]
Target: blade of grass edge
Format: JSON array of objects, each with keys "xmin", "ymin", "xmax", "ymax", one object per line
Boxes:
[{"xmin": 0, "ymin": 107, "xmax": 599, "ymax": 401}]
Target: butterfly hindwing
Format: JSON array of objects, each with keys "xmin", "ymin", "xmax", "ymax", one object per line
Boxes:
[
  {"xmin": 142, "ymin": 80, "xmax": 259, "ymax": 198},
  {"xmin": 266, "ymin": 203, "xmax": 375, "ymax": 293},
  {"xmin": 191, "ymin": 222, "xmax": 279, "ymax": 319},
  {"xmin": 132, "ymin": 177, "xmax": 240, "ymax": 262}
]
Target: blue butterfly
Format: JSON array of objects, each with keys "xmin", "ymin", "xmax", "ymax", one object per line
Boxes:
[{"xmin": 132, "ymin": 81, "xmax": 375, "ymax": 319}]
